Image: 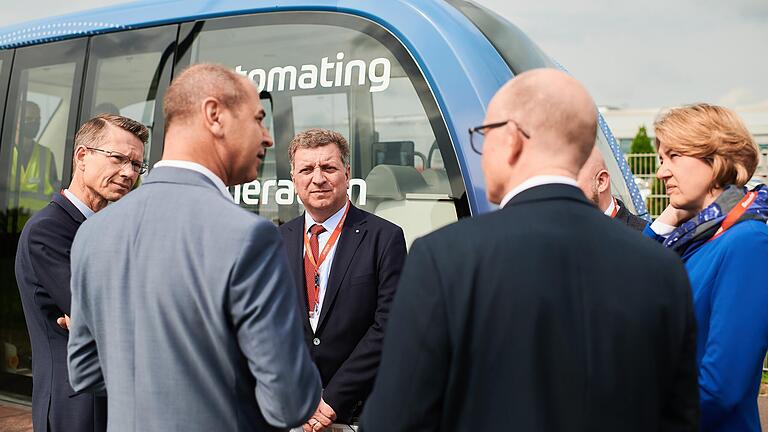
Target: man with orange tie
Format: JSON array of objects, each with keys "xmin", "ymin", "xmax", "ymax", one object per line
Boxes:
[
  {"xmin": 577, "ymin": 146, "xmax": 648, "ymax": 231},
  {"xmin": 279, "ymin": 128, "xmax": 407, "ymax": 431}
]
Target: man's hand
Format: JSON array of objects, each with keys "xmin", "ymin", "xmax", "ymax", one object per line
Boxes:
[
  {"xmin": 57, "ymin": 314, "xmax": 71, "ymax": 330},
  {"xmin": 302, "ymin": 398, "xmax": 336, "ymax": 432}
]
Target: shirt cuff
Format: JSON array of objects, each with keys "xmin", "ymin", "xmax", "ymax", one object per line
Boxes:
[{"xmin": 649, "ymin": 220, "xmax": 677, "ymax": 238}]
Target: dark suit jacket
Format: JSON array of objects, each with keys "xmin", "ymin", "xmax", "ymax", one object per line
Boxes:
[
  {"xmin": 362, "ymin": 184, "xmax": 699, "ymax": 432},
  {"xmin": 615, "ymin": 198, "xmax": 648, "ymax": 232},
  {"xmin": 279, "ymin": 205, "xmax": 406, "ymax": 421},
  {"xmin": 15, "ymin": 192, "xmax": 106, "ymax": 432}
]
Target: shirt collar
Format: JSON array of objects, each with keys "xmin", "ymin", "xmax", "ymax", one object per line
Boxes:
[
  {"xmin": 304, "ymin": 201, "xmax": 349, "ymax": 234},
  {"xmin": 499, "ymin": 175, "xmax": 578, "ymax": 208},
  {"xmin": 62, "ymin": 189, "xmax": 95, "ymax": 219},
  {"xmin": 604, "ymin": 196, "xmax": 618, "ymax": 216},
  {"xmin": 153, "ymin": 160, "xmax": 232, "ymax": 201}
]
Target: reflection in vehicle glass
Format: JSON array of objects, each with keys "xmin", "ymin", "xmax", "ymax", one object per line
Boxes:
[{"xmin": 191, "ymin": 19, "xmax": 459, "ymax": 244}]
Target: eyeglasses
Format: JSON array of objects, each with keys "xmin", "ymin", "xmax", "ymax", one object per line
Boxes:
[
  {"xmin": 468, "ymin": 119, "xmax": 531, "ymax": 155},
  {"xmin": 85, "ymin": 147, "xmax": 148, "ymax": 174}
]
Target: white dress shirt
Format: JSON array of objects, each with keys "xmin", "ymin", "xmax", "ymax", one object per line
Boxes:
[
  {"xmin": 649, "ymin": 220, "xmax": 678, "ymax": 239},
  {"xmin": 153, "ymin": 160, "xmax": 232, "ymax": 201},
  {"xmin": 62, "ymin": 189, "xmax": 95, "ymax": 219},
  {"xmin": 304, "ymin": 201, "xmax": 349, "ymax": 333},
  {"xmin": 499, "ymin": 175, "xmax": 579, "ymax": 208},
  {"xmin": 604, "ymin": 196, "xmax": 618, "ymax": 217}
]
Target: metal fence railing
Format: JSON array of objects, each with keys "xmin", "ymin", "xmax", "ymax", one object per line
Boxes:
[{"xmin": 624, "ymin": 153, "xmax": 668, "ymax": 219}]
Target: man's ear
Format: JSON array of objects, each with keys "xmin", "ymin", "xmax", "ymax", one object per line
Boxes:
[
  {"xmin": 74, "ymin": 146, "xmax": 87, "ymax": 172},
  {"xmin": 505, "ymin": 124, "xmax": 524, "ymax": 167},
  {"xmin": 596, "ymin": 170, "xmax": 611, "ymax": 194},
  {"xmin": 201, "ymin": 97, "xmax": 224, "ymax": 138},
  {"xmin": 345, "ymin": 164, "xmax": 351, "ymax": 188}
]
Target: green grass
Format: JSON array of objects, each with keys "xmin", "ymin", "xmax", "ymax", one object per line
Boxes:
[{"xmin": 763, "ymin": 370, "xmax": 768, "ymax": 385}]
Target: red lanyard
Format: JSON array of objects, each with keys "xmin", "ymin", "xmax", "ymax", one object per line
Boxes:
[
  {"xmin": 609, "ymin": 197, "xmax": 619, "ymax": 218},
  {"xmin": 708, "ymin": 191, "xmax": 757, "ymax": 242},
  {"xmin": 303, "ymin": 201, "xmax": 350, "ymax": 273}
]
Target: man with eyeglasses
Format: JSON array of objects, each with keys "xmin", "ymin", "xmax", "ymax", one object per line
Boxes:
[
  {"xmin": 66, "ymin": 64, "xmax": 320, "ymax": 432},
  {"xmin": 362, "ymin": 69, "xmax": 699, "ymax": 431},
  {"xmin": 15, "ymin": 113, "xmax": 148, "ymax": 432}
]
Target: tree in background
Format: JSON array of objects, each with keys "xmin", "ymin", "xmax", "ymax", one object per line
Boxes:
[{"xmin": 631, "ymin": 125, "xmax": 654, "ymax": 154}]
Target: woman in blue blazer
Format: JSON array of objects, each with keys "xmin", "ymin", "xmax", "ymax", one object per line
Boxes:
[{"xmin": 644, "ymin": 103, "xmax": 768, "ymax": 432}]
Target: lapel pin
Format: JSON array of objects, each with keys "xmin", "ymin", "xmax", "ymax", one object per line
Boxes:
[{"xmin": 355, "ymin": 229, "xmax": 360, "ymax": 233}]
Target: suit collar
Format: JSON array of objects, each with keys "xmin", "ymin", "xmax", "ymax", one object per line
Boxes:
[
  {"xmin": 499, "ymin": 175, "xmax": 578, "ymax": 208},
  {"xmin": 303, "ymin": 201, "xmax": 349, "ymax": 234},
  {"xmin": 144, "ymin": 166, "xmax": 225, "ymax": 195},
  {"xmin": 52, "ymin": 191, "xmax": 86, "ymax": 224},
  {"xmin": 62, "ymin": 189, "xmax": 95, "ymax": 219},
  {"xmin": 503, "ymin": 183, "xmax": 592, "ymax": 209},
  {"xmin": 152, "ymin": 160, "xmax": 231, "ymax": 200}
]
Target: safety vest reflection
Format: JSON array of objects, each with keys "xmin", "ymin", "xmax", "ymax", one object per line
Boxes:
[{"xmin": 9, "ymin": 143, "xmax": 58, "ymax": 214}]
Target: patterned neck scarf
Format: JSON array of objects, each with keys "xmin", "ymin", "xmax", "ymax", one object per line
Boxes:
[{"xmin": 663, "ymin": 184, "xmax": 768, "ymax": 258}]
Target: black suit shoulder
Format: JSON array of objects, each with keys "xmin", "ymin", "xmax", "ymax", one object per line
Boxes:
[
  {"xmin": 411, "ymin": 186, "xmax": 686, "ymax": 297},
  {"xmin": 363, "ymin": 185, "xmax": 698, "ymax": 431},
  {"xmin": 615, "ymin": 199, "xmax": 649, "ymax": 232}
]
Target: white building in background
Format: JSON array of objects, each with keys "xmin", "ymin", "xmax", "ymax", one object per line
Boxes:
[{"xmin": 600, "ymin": 104, "xmax": 768, "ymax": 182}]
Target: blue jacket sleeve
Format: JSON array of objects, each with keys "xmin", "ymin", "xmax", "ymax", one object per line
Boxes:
[
  {"xmin": 642, "ymin": 223, "xmax": 665, "ymax": 243},
  {"xmin": 698, "ymin": 222, "xmax": 768, "ymax": 424}
]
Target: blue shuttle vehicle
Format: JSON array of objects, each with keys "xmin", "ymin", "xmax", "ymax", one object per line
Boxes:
[{"xmin": 0, "ymin": 0, "xmax": 644, "ymax": 400}]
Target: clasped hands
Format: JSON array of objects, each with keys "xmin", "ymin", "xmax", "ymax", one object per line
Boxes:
[
  {"xmin": 303, "ymin": 398, "xmax": 336, "ymax": 432},
  {"xmin": 57, "ymin": 314, "xmax": 70, "ymax": 330}
]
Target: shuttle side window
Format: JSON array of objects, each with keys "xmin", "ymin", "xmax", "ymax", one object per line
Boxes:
[
  {"xmin": 183, "ymin": 12, "xmax": 466, "ymax": 246},
  {"xmin": 81, "ymin": 25, "xmax": 177, "ymax": 171},
  {"xmin": 0, "ymin": 38, "xmax": 86, "ymax": 395}
]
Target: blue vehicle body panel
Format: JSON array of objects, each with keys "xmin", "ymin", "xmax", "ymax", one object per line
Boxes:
[{"xmin": 0, "ymin": 0, "xmax": 646, "ymax": 217}]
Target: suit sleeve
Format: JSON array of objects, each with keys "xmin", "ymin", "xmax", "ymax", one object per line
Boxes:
[
  {"xmin": 27, "ymin": 218, "xmax": 74, "ymax": 315},
  {"xmin": 228, "ymin": 221, "xmax": 321, "ymax": 428},
  {"xmin": 67, "ymin": 229, "xmax": 106, "ymax": 394},
  {"xmin": 660, "ymin": 257, "xmax": 700, "ymax": 432},
  {"xmin": 323, "ymin": 225, "xmax": 407, "ymax": 419},
  {"xmin": 360, "ymin": 237, "xmax": 450, "ymax": 432},
  {"xmin": 698, "ymin": 227, "xmax": 768, "ymax": 426}
]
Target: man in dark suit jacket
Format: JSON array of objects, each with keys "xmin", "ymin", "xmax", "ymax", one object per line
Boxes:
[
  {"xmin": 279, "ymin": 128, "xmax": 406, "ymax": 431},
  {"xmin": 361, "ymin": 69, "xmax": 699, "ymax": 431},
  {"xmin": 15, "ymin": 114, "xmax": 148, "ymax": 432},
  {"xmin": 577, "ymin": 146, "xmax": 648, "ymax": 231}
]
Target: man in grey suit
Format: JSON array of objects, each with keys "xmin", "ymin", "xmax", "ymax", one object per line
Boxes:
[{"xmin": 67, "ymin": 63, "xmax": 321, "ymax": 431}]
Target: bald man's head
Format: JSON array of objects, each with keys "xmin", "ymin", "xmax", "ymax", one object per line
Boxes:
[
  {"xmin": 577, "ymin": 146, "xmax": 612, "ymax": 210},
  {"xmin": 481, "ymin": 69, "xmax": 598, "ymax": 204},
  {"xmin": 163, "ymin": 63, "xmax": 250, "ymax": 128},
  {"xmin": 488, "ymin": 69, "xmax": 597, "ymax": 168}
]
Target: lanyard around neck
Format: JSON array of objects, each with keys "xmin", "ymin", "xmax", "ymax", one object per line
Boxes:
[
  {"xmin": 303, "ymin": 201, "xmax": 350, "ymax": 271},
  {"xmin": 708, "ymin": 191, "xmax": 757, "ymax": 242},
  {"xmin": 608, "ymin": 197, "xmax": 619, "ymax": 218}
]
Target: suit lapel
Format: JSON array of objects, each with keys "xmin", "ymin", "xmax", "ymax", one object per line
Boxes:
[
  {"xmin": 53, "ymin": 192, "xmax": 86, "ymax": 225},
  {"xmin": 316, "ymin": 206, "xmax": 367, "ymax": 332},
  {"xmin": 285, "ymin": 217, "xmax": 312, "ymax": 335}
]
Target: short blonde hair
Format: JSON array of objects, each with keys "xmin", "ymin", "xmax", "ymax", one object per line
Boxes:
[
  {"xmin": 653, "ymin": 103, "xmax": 758, "ymax": 188},
  {"xmin": 288, "ymin": 128, "xmax": 350, "ymax": 168}
]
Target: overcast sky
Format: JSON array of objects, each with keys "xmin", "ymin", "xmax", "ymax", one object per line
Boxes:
[{"xmin": 1, "ymin": 0, "xmax": 766, "ymax": 109}]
